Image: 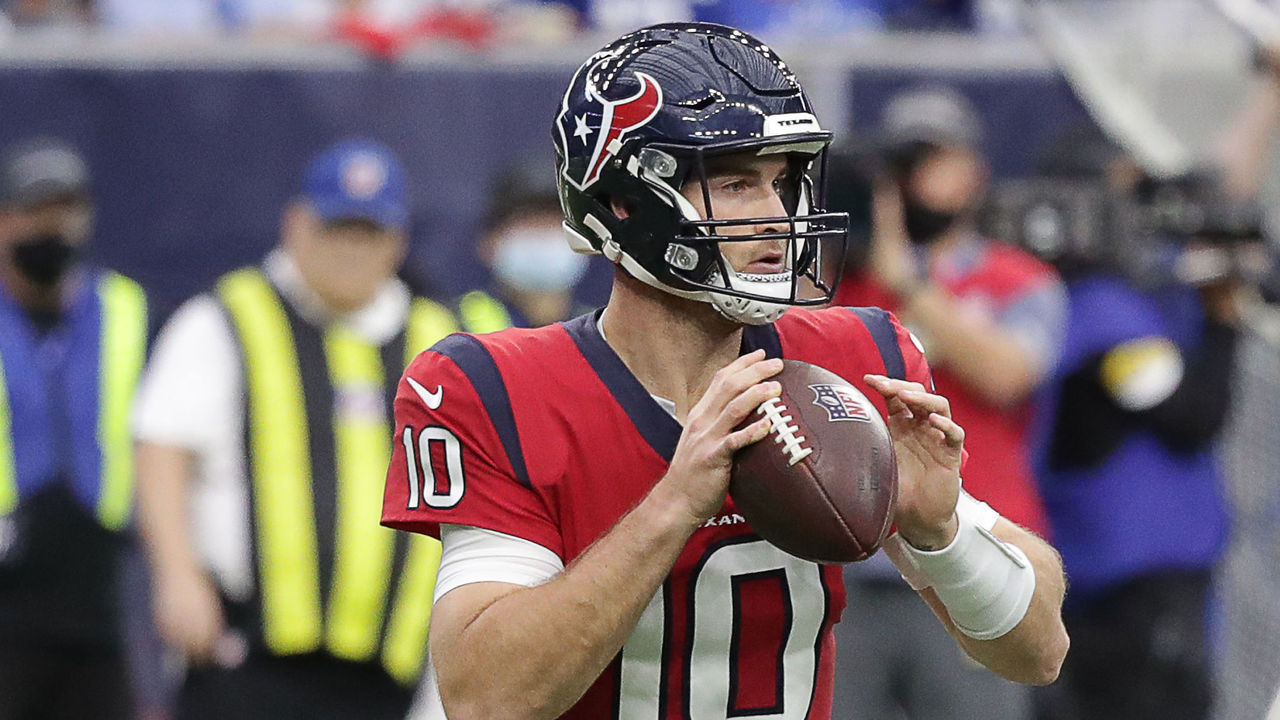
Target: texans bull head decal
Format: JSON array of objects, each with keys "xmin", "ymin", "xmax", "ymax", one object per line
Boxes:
[{"xmin": 559, "ymin": 70, "xmax": 663, "ymax": 190}]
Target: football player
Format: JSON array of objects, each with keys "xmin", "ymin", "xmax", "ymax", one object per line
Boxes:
[{"xmin": 382, "ymin": 22, "xmax": 1069, "ymax": 720}]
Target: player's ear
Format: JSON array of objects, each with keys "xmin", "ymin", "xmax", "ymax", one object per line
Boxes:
[{"xmin": 609, "ymin": 196, "xmax": 631, "ymax": 220}]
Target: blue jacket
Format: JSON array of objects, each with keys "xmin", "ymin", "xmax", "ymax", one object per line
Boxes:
[
  {"xmin": 1032, "ymin": 273, "xmax": 1229, "ymax": 601},
  {"xmin": 0, "ymin": 271, "xmax": 147, "ymax": 530}
]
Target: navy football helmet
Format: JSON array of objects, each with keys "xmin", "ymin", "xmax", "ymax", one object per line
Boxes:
[{"xmin": 553, "ymin": 22, "xmax": 849, "ymax": 324}]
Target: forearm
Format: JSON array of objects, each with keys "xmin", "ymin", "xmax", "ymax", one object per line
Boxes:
[
  {"xmin": 433, "ymin": 479, "xmax": 703, "ymax": 720},
  {"xmin": 134, "ymin": 442, "xmax": 203, "ymax": 577},
  {"xmin": 900, "ymin": 287, "xmax": 1041, "ymax": 405},
  {"xmin": 919, "ymin": 519, "xmax": 1068, "ymax": 684}
]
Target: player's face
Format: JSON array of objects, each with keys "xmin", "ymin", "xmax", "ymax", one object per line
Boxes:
[
  {"xmin": 680, "ymin": 153, "xmax": 793, "ymax": 275},
  {"xmin": 285, "ymin": 203, "xmax": 407, "ymax": 313}
]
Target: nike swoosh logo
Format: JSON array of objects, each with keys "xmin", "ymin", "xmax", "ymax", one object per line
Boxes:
[{"xmin": 406, "ymin": 377, "xmax": 443, "ymax": 410}]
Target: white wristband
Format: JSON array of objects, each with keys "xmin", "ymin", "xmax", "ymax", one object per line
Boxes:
[{"xmin": 883, "ymin": 492, "xmax": 1036, "ymax": 640}]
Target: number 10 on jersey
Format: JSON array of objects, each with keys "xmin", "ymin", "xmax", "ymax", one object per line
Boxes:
[{"xmin": 402, "ymin": 426, "xmax": 466, "ymax": 510}]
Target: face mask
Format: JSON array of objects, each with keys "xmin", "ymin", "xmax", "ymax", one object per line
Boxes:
[
  {"xmin": 11, "ymin": 233, "xmax": 79, "ymax": 286},
  {"xmin": 901, "ymin": 197, "xmax": 960, "ymax": 246},
  {"xmin": 493, "ymin": 228, "xmax": 588, "ymax": 293}
]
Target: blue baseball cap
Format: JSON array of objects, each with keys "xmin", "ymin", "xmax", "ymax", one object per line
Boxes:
[{"xmin": 302, "ymin": 139, "xmax": 409, "ymax": 231}]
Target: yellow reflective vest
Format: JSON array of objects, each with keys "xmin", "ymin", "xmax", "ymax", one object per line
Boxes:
[
  {"xmin": 0, "ymin": 271, "xmax": 147, "ymax": 530},
  {"xmin": 217, "ymin": 267, "xmax": 456, "ymax": 685},
  {"xmin": 456, "ymin": 289, "xmax": 513, "ymax": 334}
]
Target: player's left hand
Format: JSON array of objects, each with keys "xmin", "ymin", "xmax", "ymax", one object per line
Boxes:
[{"xmin": 863, "ymin": 374, "xmax": 963, "ymax": 550}]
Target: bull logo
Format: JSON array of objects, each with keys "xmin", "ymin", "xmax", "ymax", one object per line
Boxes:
[{"xmin": 558, "ymin": 68, "xmax": 663, "ymax": 190}]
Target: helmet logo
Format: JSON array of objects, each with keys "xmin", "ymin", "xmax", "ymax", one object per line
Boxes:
[
  {"xmin": 341, "ymin": 153, "xmax": 388, "ymax": 200},
  {"xmin": 562, "ymin": 70, "xmax": 663, "ymax": 190}
]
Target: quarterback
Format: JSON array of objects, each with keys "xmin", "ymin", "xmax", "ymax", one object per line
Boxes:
[{"xmin": 383, "ymin": 22, "xmax": 1068, "ymax": 719}]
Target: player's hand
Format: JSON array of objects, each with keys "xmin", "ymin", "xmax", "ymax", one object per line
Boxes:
[
  {"xmin": 661, "ymin": 350, "xmax": 783, "ymax": 525},
  {"xmin": 1198, "ymin": 276, "xmax": 1244, "ymax": 326},
  {"xmin": 869, "ymin": 183, "xmax": 923, "ymax": 300},
  {"xmin": 152, "ymin": 563, "xmax": 226, "ymax": 665},
  {"xmin": 864, "ymin": 374, "xmax": 963, "ymax": 550}
]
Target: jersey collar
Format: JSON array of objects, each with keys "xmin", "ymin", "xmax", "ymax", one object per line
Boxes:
[{"xmin": 561, "ymin": 309, "xmax": 782, "ymax": 462}]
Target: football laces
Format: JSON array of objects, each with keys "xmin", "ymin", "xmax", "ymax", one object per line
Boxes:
[{"xmin": 756, "ymin": 396, "xmax": 813, "ymax": 466}]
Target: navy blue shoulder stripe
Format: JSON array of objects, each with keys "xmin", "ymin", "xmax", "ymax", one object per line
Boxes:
[
  {"xmin": 429, "ymin": 333, "xmax": 531, "ymax": 488},
  {"xmin": 562, "ymin": 311, "xmax": 683, "ymax": 462},
  {"xmin": 846, "ymin": 307, "xmax": 906, "ymax": 380}
]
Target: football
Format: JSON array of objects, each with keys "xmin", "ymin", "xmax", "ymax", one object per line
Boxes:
[{"xmin": 730, "ymin": 360, "xmax": 897, "ymax": 564}]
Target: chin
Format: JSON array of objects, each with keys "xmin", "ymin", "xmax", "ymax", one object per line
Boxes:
[{"xmin": 328, "ymin": 289, "xmax": 377, "ymax": 313}]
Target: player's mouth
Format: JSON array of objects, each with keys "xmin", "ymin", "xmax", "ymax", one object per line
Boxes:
[{"xmin": 743, "ymin": 251, "xmax": 786, "ymax": 275}]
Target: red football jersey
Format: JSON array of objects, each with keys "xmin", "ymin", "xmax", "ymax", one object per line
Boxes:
[{"xmin": 382, "ymin": 306, "xmax": 934, "ymax": 720}]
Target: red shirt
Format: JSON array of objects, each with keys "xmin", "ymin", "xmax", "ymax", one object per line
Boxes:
[{"xmin": 383, "ymin": 306, "xmax": 933, "ymax": 719}]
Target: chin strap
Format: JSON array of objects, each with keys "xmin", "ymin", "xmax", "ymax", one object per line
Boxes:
[
  {"xmin": 710, "ymin": 293, "xmax": 787, "ymax": 325},
  {"xmin": 703, "ymin": 265, "xmax": 792, "ymax": 325}
]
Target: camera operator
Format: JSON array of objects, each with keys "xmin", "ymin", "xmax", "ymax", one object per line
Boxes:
[
  {"xmin": 834, "ymin": 86, "xmax": 1065, "ymax": 538},
  {"xmin": 831, "ymin": 86, "xmax": 1067, "ymax": 720},
  {"xmin": 1024, "ymin": 127, "xmax": 1248, "ymax": 720}
]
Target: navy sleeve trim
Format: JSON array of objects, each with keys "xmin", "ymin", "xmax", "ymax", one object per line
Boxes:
[
  {"xmin": 429, "ymin": 334, "xmax": 532, "ymax": 488},
  {"xmin": 847, "ymin": 307, "xmax": 906, "ymax": 380}
]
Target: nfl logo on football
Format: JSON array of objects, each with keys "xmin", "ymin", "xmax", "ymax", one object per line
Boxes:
[{"xmin": 809, "ymin": 384, "xmax": 872, "ymax": 423}]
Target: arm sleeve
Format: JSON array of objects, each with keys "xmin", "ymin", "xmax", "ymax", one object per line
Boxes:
[
  {"xmin": 433, "ymin": 524, "xmax": 565, "ymax": 602},
  {"xmin": 381, "ymin": 348, "xmax": 564, "ymax": 559},
  {"xmin": 996, "ymin": 278, "xmax": 1070, "ymax": 380}
]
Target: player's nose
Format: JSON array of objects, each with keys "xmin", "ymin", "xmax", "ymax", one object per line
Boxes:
[{"xmin": 751, "ymin": 190, "xmax": 790, "ymax": 235}]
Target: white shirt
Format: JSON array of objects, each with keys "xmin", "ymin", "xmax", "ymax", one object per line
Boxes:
[{"xmin": 132, "ymin": 249, "xmax": 410, "ymax": 600}]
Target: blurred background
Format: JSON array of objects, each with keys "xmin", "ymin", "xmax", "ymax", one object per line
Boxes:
[{"xmin": 2, "ymin": 1, "xmax": 1280, "ymax": 719}]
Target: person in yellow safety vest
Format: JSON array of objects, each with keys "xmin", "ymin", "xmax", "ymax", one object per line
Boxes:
[
  {"xmin": 133, "ymin": 139, "xmax": 457, "ymax": 720},
  {"xmin": 456, "ymin": 161, "xmax": 595, "ymax": 333},
  {"xmin": 0, "ymin": 138, "xmax": 149, "ymax": 720}
]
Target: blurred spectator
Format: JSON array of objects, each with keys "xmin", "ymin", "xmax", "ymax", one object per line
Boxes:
[
  {"xmin": 839, "ymin": 84, "xmax": 1063, "ymax": 538},
  {"xmin": 329, "ymin": 0, "xmax": 577, "ymax": 56},
  {"xmin": 831, "ymin": 85, "xmax": 1065, "ymax": 720},
  {"xmin": 0, "ymin": 138, "xmax": 149, "ymax": 719},
  {"xmin": 89, "ymin": 0, "xmax": 575, "ymax": 53},
  {"xmin": 552, "ymin": 0, "xmax": 691, "ymax": 35},
  {"xmin": 93, "ymin": 0, "xmax": 221, "ymax": 34},
  {"xmin": 1, "ymin": 0, "xmax": 91, "ymax": 27},
  {"xmin": 1027, "ymin": 127, "xmax": 1242, "ymax": 720},
  {"xmin": 878, "ymin": 0, "xmax": 974, "ymax": 31},
  {"xmin": 455, "ymin": 160, "xmax": 590, "ymax": 332},
  {"xmin": 132, "ymin": 139, "xmax": 457, "ymax": 720},
  {"xmin": 559, "ymin": 0, "xmax": 979, "ymax": 36}
]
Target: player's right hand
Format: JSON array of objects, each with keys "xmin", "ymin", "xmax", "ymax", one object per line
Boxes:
[
  {"xmin": 660, "ymin": 350, "xmax": 783, "ymax": 524},
  {"xmin": 152, "ymin": 563, "xmax": 226, "ymax": 664}
]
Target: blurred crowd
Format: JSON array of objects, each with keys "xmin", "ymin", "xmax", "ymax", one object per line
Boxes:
[
  {"xmin": 0, "ymin": 0, "xmax": 1011, "ymax": 54},
  {"xmin": 1, "ymin": 5, "xmax": 1280, "ymax": 720}
]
